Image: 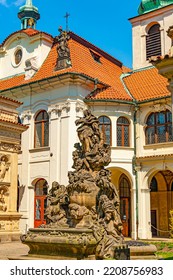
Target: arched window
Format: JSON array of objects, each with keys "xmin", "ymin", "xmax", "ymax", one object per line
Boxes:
[
  {"xmin": 34, "ymin": 110, "xmax": 49, "ymax": 148},
  {"xmin": 150, "ymin": 177, "xmax": 158, "ymax": 192},
  {"xmin": 119, "ymin": 176, "xmax": 130, "ymax": 198},
  {"xmin": 146, "ymin": 24, "xmax": 161, "ymax": 60},
  {"xmin": 98, "ymin": 116, "xmax": 111, "ymax": 145},
  {"xmin": 119, "ymin": 174, "xmax": 131, "ymax": 237},
  {"xmin": 117, "ymin": 117, "xmax": 130, "ymax": 147},
  {"xmin": 145, "ymin": 110, "xmax": 172, "ymax": 144},
  {"xmin": 171, "ymin": 181, "xmax": 173, "ymax": 191}
]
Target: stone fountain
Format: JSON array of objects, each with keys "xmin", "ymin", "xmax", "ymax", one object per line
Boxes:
[{"xmin": 21, "ymin": 110, "xmax": 129, "ymax": 260}]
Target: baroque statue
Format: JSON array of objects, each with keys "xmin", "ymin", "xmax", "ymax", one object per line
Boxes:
[
  {"xmin": 22, "ymin": 110, "xmax": 125, "ymax": 260},
  {"xmin": 54, "ymin": 27, "xmax": 71, "ymax": 70}
]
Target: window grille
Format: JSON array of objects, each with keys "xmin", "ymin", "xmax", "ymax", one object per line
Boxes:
[{"xmin": 117, "ymin": 117, "xmax": 130, "ymax": 147}]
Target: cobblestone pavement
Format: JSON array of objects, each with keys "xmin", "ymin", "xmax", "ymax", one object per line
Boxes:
[{"xmin": 0, "ymin": 242, "xmax": 29, "ymax": 260}]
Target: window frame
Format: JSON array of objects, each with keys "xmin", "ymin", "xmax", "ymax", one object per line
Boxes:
[
  {"xmin": 34, "ymin": 110, "xmax": 49, "ymax": 148},
  {"xmin": 146, "ymin": 23, "xmax": 161, "ymax": 60},
  {"xmin": 145, "ymin": 110, "xmax": 172, "ymax": 145},
  {"xmin": 117, "ymin": 116, "xmax": 130, "ymax": 147},
  {"xmin": 150, "ymin": 177, "xmax": 158, "ymax": 192},
  {"xmin": 98, "ymin": 115, "xmax": 112, "ymax": 146}
]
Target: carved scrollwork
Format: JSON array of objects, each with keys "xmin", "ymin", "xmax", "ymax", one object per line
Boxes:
[
  {"xmin": 151, "ymin": 103, "xmax": 167, "ymax": 112},
  {"xmin": 20, "ymin": 111, "xmax": 32, "ymax": 123},
  {"xmin": 75, "ymin": 102, "xmax": 87, "ymax": 113},
  {"xmin": 48, "ymin": 102, "xmax": 71, "ymax": 117},
  {"xmin": 0, "ymin": 142, "xmax": 21, "ymax": 152}
]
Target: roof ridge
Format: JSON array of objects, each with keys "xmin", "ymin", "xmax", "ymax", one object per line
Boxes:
[
  {"xmin": 69, "ymin": 31, "xmax": 124, "ymax": 68},
  {"xmin": 125, "ymin": 65, "xmax": 155, "ymax": 76},
  {"xmin": 0, "ymin": 29, "xmax": 53, "ymax": 47},
  {"xmin": 120, "ymin": 73, "xmax": 137, "ymax": 101}
]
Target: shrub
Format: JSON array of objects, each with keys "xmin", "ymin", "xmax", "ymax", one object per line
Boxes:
[{"xmin": 169, "ymin": 210, "xmax": 173, "ymax": 238}]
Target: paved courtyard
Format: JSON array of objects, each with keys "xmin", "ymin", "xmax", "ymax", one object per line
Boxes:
[
  {"xmin": 0, "ymin": 237, "xmax": 172, "ymax": 260},
  {"xmin": 0, "ymin": 241, "xmax": 29, "ymax": 260}
]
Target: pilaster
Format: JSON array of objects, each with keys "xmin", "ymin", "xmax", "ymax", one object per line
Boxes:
[{"xmin": 0, "ymin": 96, "xmax": 28, "ymax": 241}]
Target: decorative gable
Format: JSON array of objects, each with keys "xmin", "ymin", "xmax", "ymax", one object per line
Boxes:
[{"xmin": 0, "ymin": 29, "xmax": 53, "ymax": 80}]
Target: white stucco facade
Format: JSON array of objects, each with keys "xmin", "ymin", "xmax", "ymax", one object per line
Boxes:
[
  {"xmin": 1, "ymin": 2, "xmax": 173, "ymax": 240},
  {"xmin": 130, "ymin": 4, "xmax": 173, "ymax": 69}
]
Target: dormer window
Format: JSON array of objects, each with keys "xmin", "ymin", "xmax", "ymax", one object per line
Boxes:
[{"xmin": 90, "ymin": 50, "xmax": 101, "ymax": 63}]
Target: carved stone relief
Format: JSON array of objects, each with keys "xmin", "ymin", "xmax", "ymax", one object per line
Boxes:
[
  {"xmin": 0, "ymin": 130, "xmax": 20, "ymax": 140},
  {"xmin": 20, "ymin": 111, "xmax": 32, "ymax": 124},
  {"xmin": 0, "ymin": 190, "xmax": 7, "ymax": 212},
  {"xmin": 0, "ymin": 154, "xmax": 10, "ymax": 182},
  {"xmin": 48, "ymin": 102, "xmax": 71, "ymax": 119},
  {"xmin": 151, "ymin": 103, "xmax": 167, "ymax": 112},
  {"xmin": 75, "ymin": 102, "xmax": 87, "ymax": 113},
  {"xmin": 0, "ymin": 182, "xmax": 9, "ymax": 212},
  {"xmin": 0, "ymin": 142, "xmax": 21, "ymax": 152},
  {"xmin": 34, "ymin": 109, "xmax": 124, "ymax": 259}
]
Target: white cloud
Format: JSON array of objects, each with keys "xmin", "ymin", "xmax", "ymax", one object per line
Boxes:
[
  {"xmin": 13, "ymin": 0, "xmax": 25, "ymax": 6},
  {"xmin": 0, "ymin": 0, "xmax": 8, "ymax": 7},
  {"xmin": 0, "ymin": 0, "xmax": 25, "ymax": 7}
]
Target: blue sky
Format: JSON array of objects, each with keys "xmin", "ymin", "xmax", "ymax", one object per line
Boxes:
[{"xmin": 0, "ymin": 0, "xmax": 141, "ymax": 68}]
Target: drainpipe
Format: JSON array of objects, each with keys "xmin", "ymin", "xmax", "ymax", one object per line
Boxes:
[
  {"xmin": 133, "ymin": 103, "xmax": 139, "ymax": 240},
  {"xmin": 120, "ymin": 72, "xmax": 140, "ymax": 240}
]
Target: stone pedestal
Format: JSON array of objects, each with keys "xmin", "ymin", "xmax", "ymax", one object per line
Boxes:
[{"xmin": 0, "ymin": 95, "xmax": 27, "ymax": 242}]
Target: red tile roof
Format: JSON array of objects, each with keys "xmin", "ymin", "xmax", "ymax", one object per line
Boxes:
[
  {"xmin": 123, "ymin": 67, "xmax": 170, "ymax": 101},
  {"xmin": 0, "ymin": 31, "xmax": 132, "ymax": 101},
  {"xmin": 0, "ymin": 30, "xmax": 170, "ymax": 103},
  {"xmin": 0, "ymin": 29, "xmax": 53, "ymax": 47}
]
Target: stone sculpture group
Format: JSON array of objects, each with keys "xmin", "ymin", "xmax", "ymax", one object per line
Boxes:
[{"xmin": 41, "ymin": 109, "xmax": 124, "ymax": 259}]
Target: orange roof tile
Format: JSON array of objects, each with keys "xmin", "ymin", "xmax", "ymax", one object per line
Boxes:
[
  {"xmin": 87, "ymin": 87, "xmax": 132, "ymax": 101},
  {"xmin": 0, "ymin": 29, "xmax": 53, "ymax": 47},
  {"xmin": 0, "ymin": 31, "xmax": 131, "ymax": 101},
  {"xmin": 123, "ymin": 67, "xmax": 170, "ymax": 101},
  {"xmin": 0, "ymin": 75, "xmax": 25, "ymax": 91},
  {"xmin": 0, "ymin": 31, "xmax": 169, "ymax": 103}
]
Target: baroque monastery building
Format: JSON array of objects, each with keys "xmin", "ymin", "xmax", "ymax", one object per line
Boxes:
[{"xmin": 0, "ymin": 0, "xmax": 173, "ymax": 239}]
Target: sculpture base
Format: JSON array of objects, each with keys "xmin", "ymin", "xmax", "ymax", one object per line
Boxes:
[
  {"xmin": 126, "ymin": 241, "xmax": 157, "ymax": 260},
  {"xmin": 21, "ymin": 227, "xmax": 98, "ymax": 260},
  {"xmin": 0, "ymin": 212, "xmax": 21, "ymax": 242}
]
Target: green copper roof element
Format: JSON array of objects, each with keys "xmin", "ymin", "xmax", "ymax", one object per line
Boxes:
[
  {"xmin": 138, "ymin": 0, "xmax": 173, "ymax": 15},
  {"xmin": 18, "ymin": 0, "xmax": 40, "ymax": 29}
]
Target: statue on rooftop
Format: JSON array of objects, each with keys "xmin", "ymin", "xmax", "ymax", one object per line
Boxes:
[{"xmin": 55, "ymin": 27, "xmax": 71, "ymax": 70}]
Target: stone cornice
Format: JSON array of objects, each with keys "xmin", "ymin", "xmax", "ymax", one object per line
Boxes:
[
  {"xmin": 136, "ymin": 153, "xmax": 173, "ymax": 161},
  {"xmin": 0, "ymin": 119, "xmax": 28, "ymax": 133}
]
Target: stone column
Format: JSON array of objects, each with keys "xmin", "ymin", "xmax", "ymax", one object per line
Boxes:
[{"xmin": 0, "ymin": 96, "xmax": 27, "ymax": 242}]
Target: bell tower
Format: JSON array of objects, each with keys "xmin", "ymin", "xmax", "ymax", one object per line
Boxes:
[
  {"xmin": 129, "ymin": 0, "xmax": 173, "ymax": 69},
  {"xmin": 18, "ymin": 0, "xmax": 40, "ymax": 30}
]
